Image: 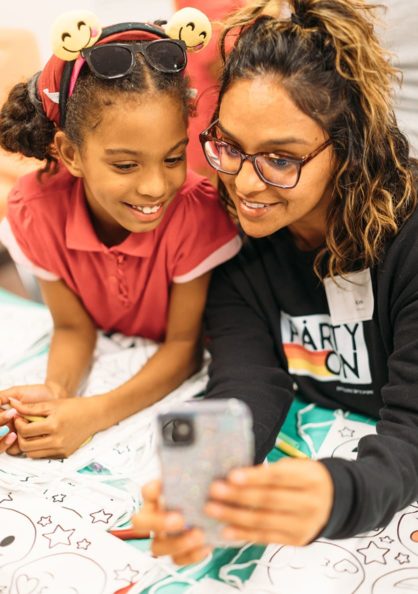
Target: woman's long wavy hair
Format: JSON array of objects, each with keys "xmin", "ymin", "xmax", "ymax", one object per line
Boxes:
[{"xmin": 217, "ymin": 0, "xmax": 418, "ymax": 279}]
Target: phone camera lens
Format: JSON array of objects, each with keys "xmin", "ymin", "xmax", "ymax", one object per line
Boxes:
[
  {"xmin": 173, "ymin": 420, "xmax": 192, "ymax": 441},
  {"xmin": 161, "ymin": 415, "xmax": 194, "ymax": 445}
]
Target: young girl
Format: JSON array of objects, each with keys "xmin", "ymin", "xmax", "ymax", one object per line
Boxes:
[
  {"xmin": 133, "ymin": 0, "xmax": 418, "ymax": 563},
  {"xmin": 0, "ymin": 15, "xmax": 240, "ymax": 458}
]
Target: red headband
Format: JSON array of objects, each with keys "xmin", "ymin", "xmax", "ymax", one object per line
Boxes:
[{"xmin": 36, "ymin": 26, "xmax": 167, "ymax": 127}]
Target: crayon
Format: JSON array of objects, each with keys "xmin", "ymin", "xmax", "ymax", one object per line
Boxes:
[{"xmin": 275, "ymin": 432, "xmax": 309, "ymax": 459}]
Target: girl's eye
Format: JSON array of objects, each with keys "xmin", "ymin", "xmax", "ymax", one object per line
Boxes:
[
  {"xmin": 113, "ymin": 163, "xmax": 137, "ymax": 171},
  {"xmin": 165, "ymin": 154, "xmax": 186, "ymax": 167}
]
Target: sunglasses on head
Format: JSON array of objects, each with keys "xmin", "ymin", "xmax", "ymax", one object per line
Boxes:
[{"xmin": 80, "ymin": 38, "xmax": 187, "ymax": 79}]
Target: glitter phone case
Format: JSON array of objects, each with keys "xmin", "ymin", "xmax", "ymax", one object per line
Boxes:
[{"xmin": 156, "ymin": 399, "xmax": 254, "ymax": 546}]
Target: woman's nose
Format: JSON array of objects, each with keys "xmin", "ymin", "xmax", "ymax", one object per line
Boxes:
[{"xmin": 234, "ymin": 158, "xmax": 268, "ymax": 195}]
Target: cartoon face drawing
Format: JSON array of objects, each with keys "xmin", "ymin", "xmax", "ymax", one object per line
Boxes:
[
  {"xmin": 11, "ymin": 553, "xmax": 107, "ymax": 594},
  {"xmin": 372, "ymin": 568, "xmax": 418, "ymax": 593},
  {"xmin": 165, "ymin": 8, "xmax": 212, "ymax": 52},
  {"xmin": 0, "ymin": 508, "xmax": 36, "ymax": 567},
  {"xmin": 398, "ymin": 510, "xmax": 418, "ymax": 556},
  {"xmin": 267, "ymin": 541, "xmax": 365, "ymax": 594},
  {"xmin": 51, "ymin": 10, "xmax": 102, "ymax": 61}
]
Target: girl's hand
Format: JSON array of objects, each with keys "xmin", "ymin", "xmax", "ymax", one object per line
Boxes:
[
  {"xmin": 205, "ymin": 458, "xmax": 334, "ymax": 546},
  {"xmin": 0, "ymin": 383, "xmax": 68, "ymax": 455},
  {"xmin": 9, "ymin": 395, "xmax": 98, "ymax": 459},
  {"xmin": 132, "ymin": 481, "xmax": 213, "ymax": 566},
  {"xmin": 0, "ymin": 407, "xmax": 18, "ymax": 454}
]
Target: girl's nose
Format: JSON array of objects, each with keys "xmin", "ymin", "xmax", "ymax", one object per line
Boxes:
[{"xmin": 135, "ymin": 168, "xmax": 166, "ymax": 200}]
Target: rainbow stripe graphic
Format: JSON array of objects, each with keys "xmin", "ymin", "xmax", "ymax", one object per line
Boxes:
[{"xmin": 283, "ymin": 342, "xmax": 335, "ymax": 380}]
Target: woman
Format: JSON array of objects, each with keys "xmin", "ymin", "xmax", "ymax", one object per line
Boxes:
[{"xmin": 133, "ymin": 0, "xmax": 418, "ymax": 564}]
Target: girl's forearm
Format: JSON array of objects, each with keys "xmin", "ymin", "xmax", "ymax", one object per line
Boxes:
[
  {"xmin": 93, "ymin": 339, "xmax": 202, "ymax": 431},
  {"xmin": 45, "ymin": 326, "xmax": 97, "ymax": 397}
]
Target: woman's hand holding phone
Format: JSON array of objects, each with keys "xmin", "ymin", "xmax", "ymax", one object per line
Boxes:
[
  {"xmin": 133, "ymin": 459, "xmax": 334, "ymax": 565},
  {"xmin": 205, "ymin": 458, "xmax": 334, "ymax": 546}
]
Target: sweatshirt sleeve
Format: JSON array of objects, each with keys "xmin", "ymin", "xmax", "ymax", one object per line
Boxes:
[
  {"xmin": 320, "ymin": 218, "xmax": 418, "ymax": 539},
  {"xmin": 204, "ymin": 255, "xmax": 295, "ymax": 464}
]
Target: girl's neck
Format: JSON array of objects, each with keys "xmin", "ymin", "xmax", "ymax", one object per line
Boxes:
[
  {"xmin": 85, "ymin": 201, "xmax": 130, "ymax": 247},
  {"xmin": 93, "ymin": 219, "xmax": 130, "ymax": 247}
]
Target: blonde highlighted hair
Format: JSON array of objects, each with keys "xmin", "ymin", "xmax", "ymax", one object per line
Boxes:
[{"xmin": 216, "ymin": 0, "xmax": 417, "ymax": 278}]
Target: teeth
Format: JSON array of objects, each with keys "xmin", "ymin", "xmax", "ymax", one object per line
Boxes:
[
  {"xmin": 130, "ymin": 204, "xmax": 161, "ymax": 214},
  {"xmin": 242, "ymin": 199, "xmax": 268, "ymax": 209}
]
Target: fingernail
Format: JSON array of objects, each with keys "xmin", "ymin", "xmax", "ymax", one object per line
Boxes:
[
  {"xmin": 191, "ymin": 530, "xmax": 205, "ymax": 545},
  {"xmin": 211, "ymin": 481, "xmax": 229, "ymax": 496},
  {"xmin": 9, "ymin": 398, "xmax": 20, "ymax": 407},
  {"xmin": 0, "ymin": 426, "xmax": 10, "ymax": 438},
  {"xmin": 223, "ymin": 527, "xmax": 236, "ymax": 540},
  {"xmin": 4, "ymin": 432, "xmax": 16, "ymax": 445},
  {"xmin": 3, "ymin": 408, "xmax": 17, "ymax": 420},
  {"xmin": 229, "ymin": 470, "xmax": 246, "ymax": 483},
  {"xmin": 205, "ymin": 503, "xmax": 221, "ymax": 517},
  {"xmin": 166, "ymin": 513, "xmax": 183, "ymax": 529}
]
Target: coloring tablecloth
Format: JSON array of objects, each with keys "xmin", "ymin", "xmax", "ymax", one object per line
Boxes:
[{"xmin": 1, "ymin": 289, "xmax": 417, "ymax": 594}]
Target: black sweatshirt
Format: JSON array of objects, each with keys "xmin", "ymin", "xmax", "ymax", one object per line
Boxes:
[{"xmin": 204, "ymin": 209, "xmax": 418, "ymax": 540}]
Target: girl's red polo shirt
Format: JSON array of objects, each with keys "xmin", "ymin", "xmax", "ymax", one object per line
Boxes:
[{"xmin": 0, "ymin": 167, "xmax": 241, "ymax": 341}]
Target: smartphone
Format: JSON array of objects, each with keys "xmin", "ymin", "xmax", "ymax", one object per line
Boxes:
[{"xmin": 156, "ymin": 398, "xmax": 254, "ymax": 546}]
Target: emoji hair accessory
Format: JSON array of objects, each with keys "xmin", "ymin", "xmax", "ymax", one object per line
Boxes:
[{"xmin": 29, "ymin": 8, "xmax": 212, "ymax": 129}]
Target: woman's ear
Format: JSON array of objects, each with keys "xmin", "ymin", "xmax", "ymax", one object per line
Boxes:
[{"xmin": 54, "ymin": 131, "xmax": 84, "ymax": 177}]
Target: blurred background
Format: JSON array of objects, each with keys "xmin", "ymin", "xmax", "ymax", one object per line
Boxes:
[{"xmin": 1, "ymin": 0, "xmax": 175, "ymax": 64}]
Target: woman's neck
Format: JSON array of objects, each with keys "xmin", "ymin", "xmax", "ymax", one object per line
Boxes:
[{"xmin": 287, "ymin": 220, "xmax": 327, "ymax": 252}]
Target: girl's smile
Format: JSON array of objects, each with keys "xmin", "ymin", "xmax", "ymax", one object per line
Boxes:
[{"xmin": 122, "ymin": 200, "xmax": 165, "ymax": 223}]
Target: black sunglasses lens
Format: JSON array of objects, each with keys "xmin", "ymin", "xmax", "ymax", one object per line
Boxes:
[
  {"xmin": 89, "ymin": 46, "xmax": 133, "ymax": 78},
  {"xmin": 146, "ymin": 41, "xmax": 186, "ymax": 72}
]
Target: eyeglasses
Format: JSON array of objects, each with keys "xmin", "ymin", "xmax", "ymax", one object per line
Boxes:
[
  {"xmin": 199, "ymin": 120, "xmax": 332, "ymax": 189},
  {"xmin": 81, "ymin": 39, "xmax": 187, "ymax": 79}
]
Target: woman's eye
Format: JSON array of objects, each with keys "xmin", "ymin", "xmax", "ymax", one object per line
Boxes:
[
  {"xmin": 165, "ymin": 154, "xmax": 186, "ymax": 166},
  {"xmin": 269, "ymin": 156, "xmax": 293, "ymax": 170},
  {"xmin": 218, "ymin": 142, "xmax": 240, "ymax": 158}
]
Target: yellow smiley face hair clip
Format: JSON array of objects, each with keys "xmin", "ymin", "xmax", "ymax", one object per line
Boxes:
[
  {"xmin": 165, "ymin": 7, "xmax": 212, "ymax": 53},
  {"xmin": 51, "ymin": 10, "xmax": 102, "ymax": 61}
]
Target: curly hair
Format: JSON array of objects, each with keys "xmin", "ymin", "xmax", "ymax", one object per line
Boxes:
[
  {"xmin": 0, "ymin": 53, "xmax": 192, "ymax": 174},
  {"xmin": 216, "ymin": 0, "xmax": 418, "ymax": 279}
]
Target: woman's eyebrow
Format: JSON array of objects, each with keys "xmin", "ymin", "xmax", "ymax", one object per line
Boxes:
[{"xmin": 217, "ymin": 121, "xmax": 309, "ymax": 146}]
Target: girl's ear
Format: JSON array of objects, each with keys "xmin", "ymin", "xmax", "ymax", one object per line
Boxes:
[{"xmin": 54, "ymin": 131, "xmax": 84, "ymax": 177}]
